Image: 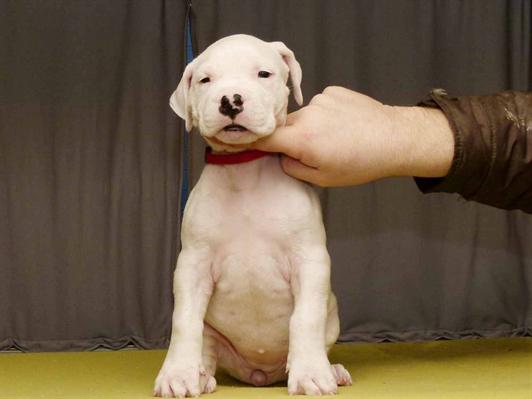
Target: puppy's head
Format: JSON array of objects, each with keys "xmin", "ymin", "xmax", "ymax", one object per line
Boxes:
[{"xmin": 170, "ymin": 34, "xmax": 303, "ymax": 152}]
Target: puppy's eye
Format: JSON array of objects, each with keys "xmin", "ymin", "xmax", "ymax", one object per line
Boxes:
[
  {"xmin": 258, "ymin": 71, "xmax": 272, "ymax": 78},
  {"xmin": 199, "ymin": 77, "xmax": 210, "ymax": 84}
]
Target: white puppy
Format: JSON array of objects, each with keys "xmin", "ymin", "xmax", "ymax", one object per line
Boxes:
[{"xmin": 154, "ymin": 34, "xmax": 351, "ymax": 398}]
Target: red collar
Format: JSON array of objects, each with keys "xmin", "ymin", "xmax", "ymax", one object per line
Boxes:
[{"xmin": 205, "ymin": 147, "xmax": 273, "ymax": 165}]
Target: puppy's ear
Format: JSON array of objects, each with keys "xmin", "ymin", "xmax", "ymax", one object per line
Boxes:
[
  {"xmin": 270, "ymin": 41, "xmax": 303, "ymax": 106},
  {"xmin": 170, "ymin": 60, "xmax": 196, "ymax": 132}
]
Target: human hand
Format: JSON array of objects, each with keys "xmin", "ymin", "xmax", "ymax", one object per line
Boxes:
[{"xmin": 251, "ymin": 87, "xmax": 454, "ymax": 187}]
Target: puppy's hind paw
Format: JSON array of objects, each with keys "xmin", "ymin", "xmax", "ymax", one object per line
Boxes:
[{"xmin": 330, "ymin": 364, "xmax": 352, "ymax": 386}]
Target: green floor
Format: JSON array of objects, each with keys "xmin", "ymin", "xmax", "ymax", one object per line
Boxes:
[{"xmin": 1, "ymin": 338, "xmax": 531, "ymax": 398}]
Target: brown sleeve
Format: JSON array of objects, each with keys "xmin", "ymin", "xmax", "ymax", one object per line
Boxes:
[{"xmin": 414, "ymin": 90, "xmax": 532, "ymax": 214}]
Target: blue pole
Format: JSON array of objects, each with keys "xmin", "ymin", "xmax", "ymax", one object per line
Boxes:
[{"xmin": 180, "ymin": 2, "xmax": 194, "ymax": 218}]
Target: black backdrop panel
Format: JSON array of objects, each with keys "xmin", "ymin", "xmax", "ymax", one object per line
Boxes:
[{"xmin": 0, "ymin": 0, "xmax": 530, "ymax": 351}]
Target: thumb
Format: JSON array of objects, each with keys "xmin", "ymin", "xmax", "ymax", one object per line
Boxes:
[{"xmin": 280, "ymin": 155, "xmax": 323, "ymax": 185}]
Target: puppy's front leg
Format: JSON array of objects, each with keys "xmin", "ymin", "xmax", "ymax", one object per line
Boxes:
[
  {"xmin": 287, "ymin": 248, "xmax": 337, "ymax": 396},
  {"xmin": 154, "ymin": 249, "xmax": 213, "ymax": 398}
]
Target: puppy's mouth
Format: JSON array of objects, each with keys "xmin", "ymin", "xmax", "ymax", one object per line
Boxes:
[
  {"xmin": 209, "ymin": 123, "xmax": 258, "ymax": 146},
  {"xmin": 223, "ymin": 123, "xmax": 247, "ymax": 132}
]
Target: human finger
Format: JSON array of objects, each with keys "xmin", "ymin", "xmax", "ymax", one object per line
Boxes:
[
  {"xmin": 279, "ymin": 155, "xmax": 323, "ymax": 185},
  {"xmin": 251, "ymin": 124, "xmax": 301, "ymax": 158}
]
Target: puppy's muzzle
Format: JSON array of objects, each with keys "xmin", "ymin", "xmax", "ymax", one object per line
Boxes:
[{"xmin": 219, "ymin": 94, "xmax": 244, "ymax": 119}]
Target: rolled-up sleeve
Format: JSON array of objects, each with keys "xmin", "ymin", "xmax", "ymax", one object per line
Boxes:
[{"xmin": 415, "ymin": 90, "xmax": 532, "ymax": 214}]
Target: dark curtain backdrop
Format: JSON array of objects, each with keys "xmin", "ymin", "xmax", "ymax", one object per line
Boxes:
[
  {"xmin": 1, "ymin": 0, "xmax": 531, "ymax": 351},
  {"xmin": 0, "ymin": 0, "xmax": 185, "ymax": 350}
]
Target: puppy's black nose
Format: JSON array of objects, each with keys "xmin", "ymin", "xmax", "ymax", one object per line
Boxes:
[{"xmin": 219, "ymin": 94, "xmax": 244, "ymax": 119}]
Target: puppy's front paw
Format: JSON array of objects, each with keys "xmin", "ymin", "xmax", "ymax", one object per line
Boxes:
[
  {"xmin": 287, "ymin": 357, "xmax": 337, "ymax": 396},
  {"xmin": 154, "ymin": 362, "xmax": 216, "ymax": 398}
]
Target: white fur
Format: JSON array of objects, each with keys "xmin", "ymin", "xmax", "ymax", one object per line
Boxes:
[{"xmin": 155, "ymin": 34, "xmax": 351, "ymax": 398}]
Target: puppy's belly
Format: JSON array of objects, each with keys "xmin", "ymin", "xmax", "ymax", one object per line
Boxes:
[{"xmin": 205, "ymin": 250, "xmax": 293, "ymax": 366}]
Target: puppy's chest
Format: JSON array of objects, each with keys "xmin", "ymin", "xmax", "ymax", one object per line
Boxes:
[
  {"xmin": 216, "ymin": 195, "xmax": 293, "ymax": 241},
  {"xmin": 188, "ymin": 179, "xmax": 314, "ymax": 247},
  {"xmin": 185, "ymin": 170, "xmax": 318, "ymax": 281}
]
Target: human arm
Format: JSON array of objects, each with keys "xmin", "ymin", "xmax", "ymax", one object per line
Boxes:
[{"xmin": 252, "ymin": 87, "xmax": 532, "ymax": 213}]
